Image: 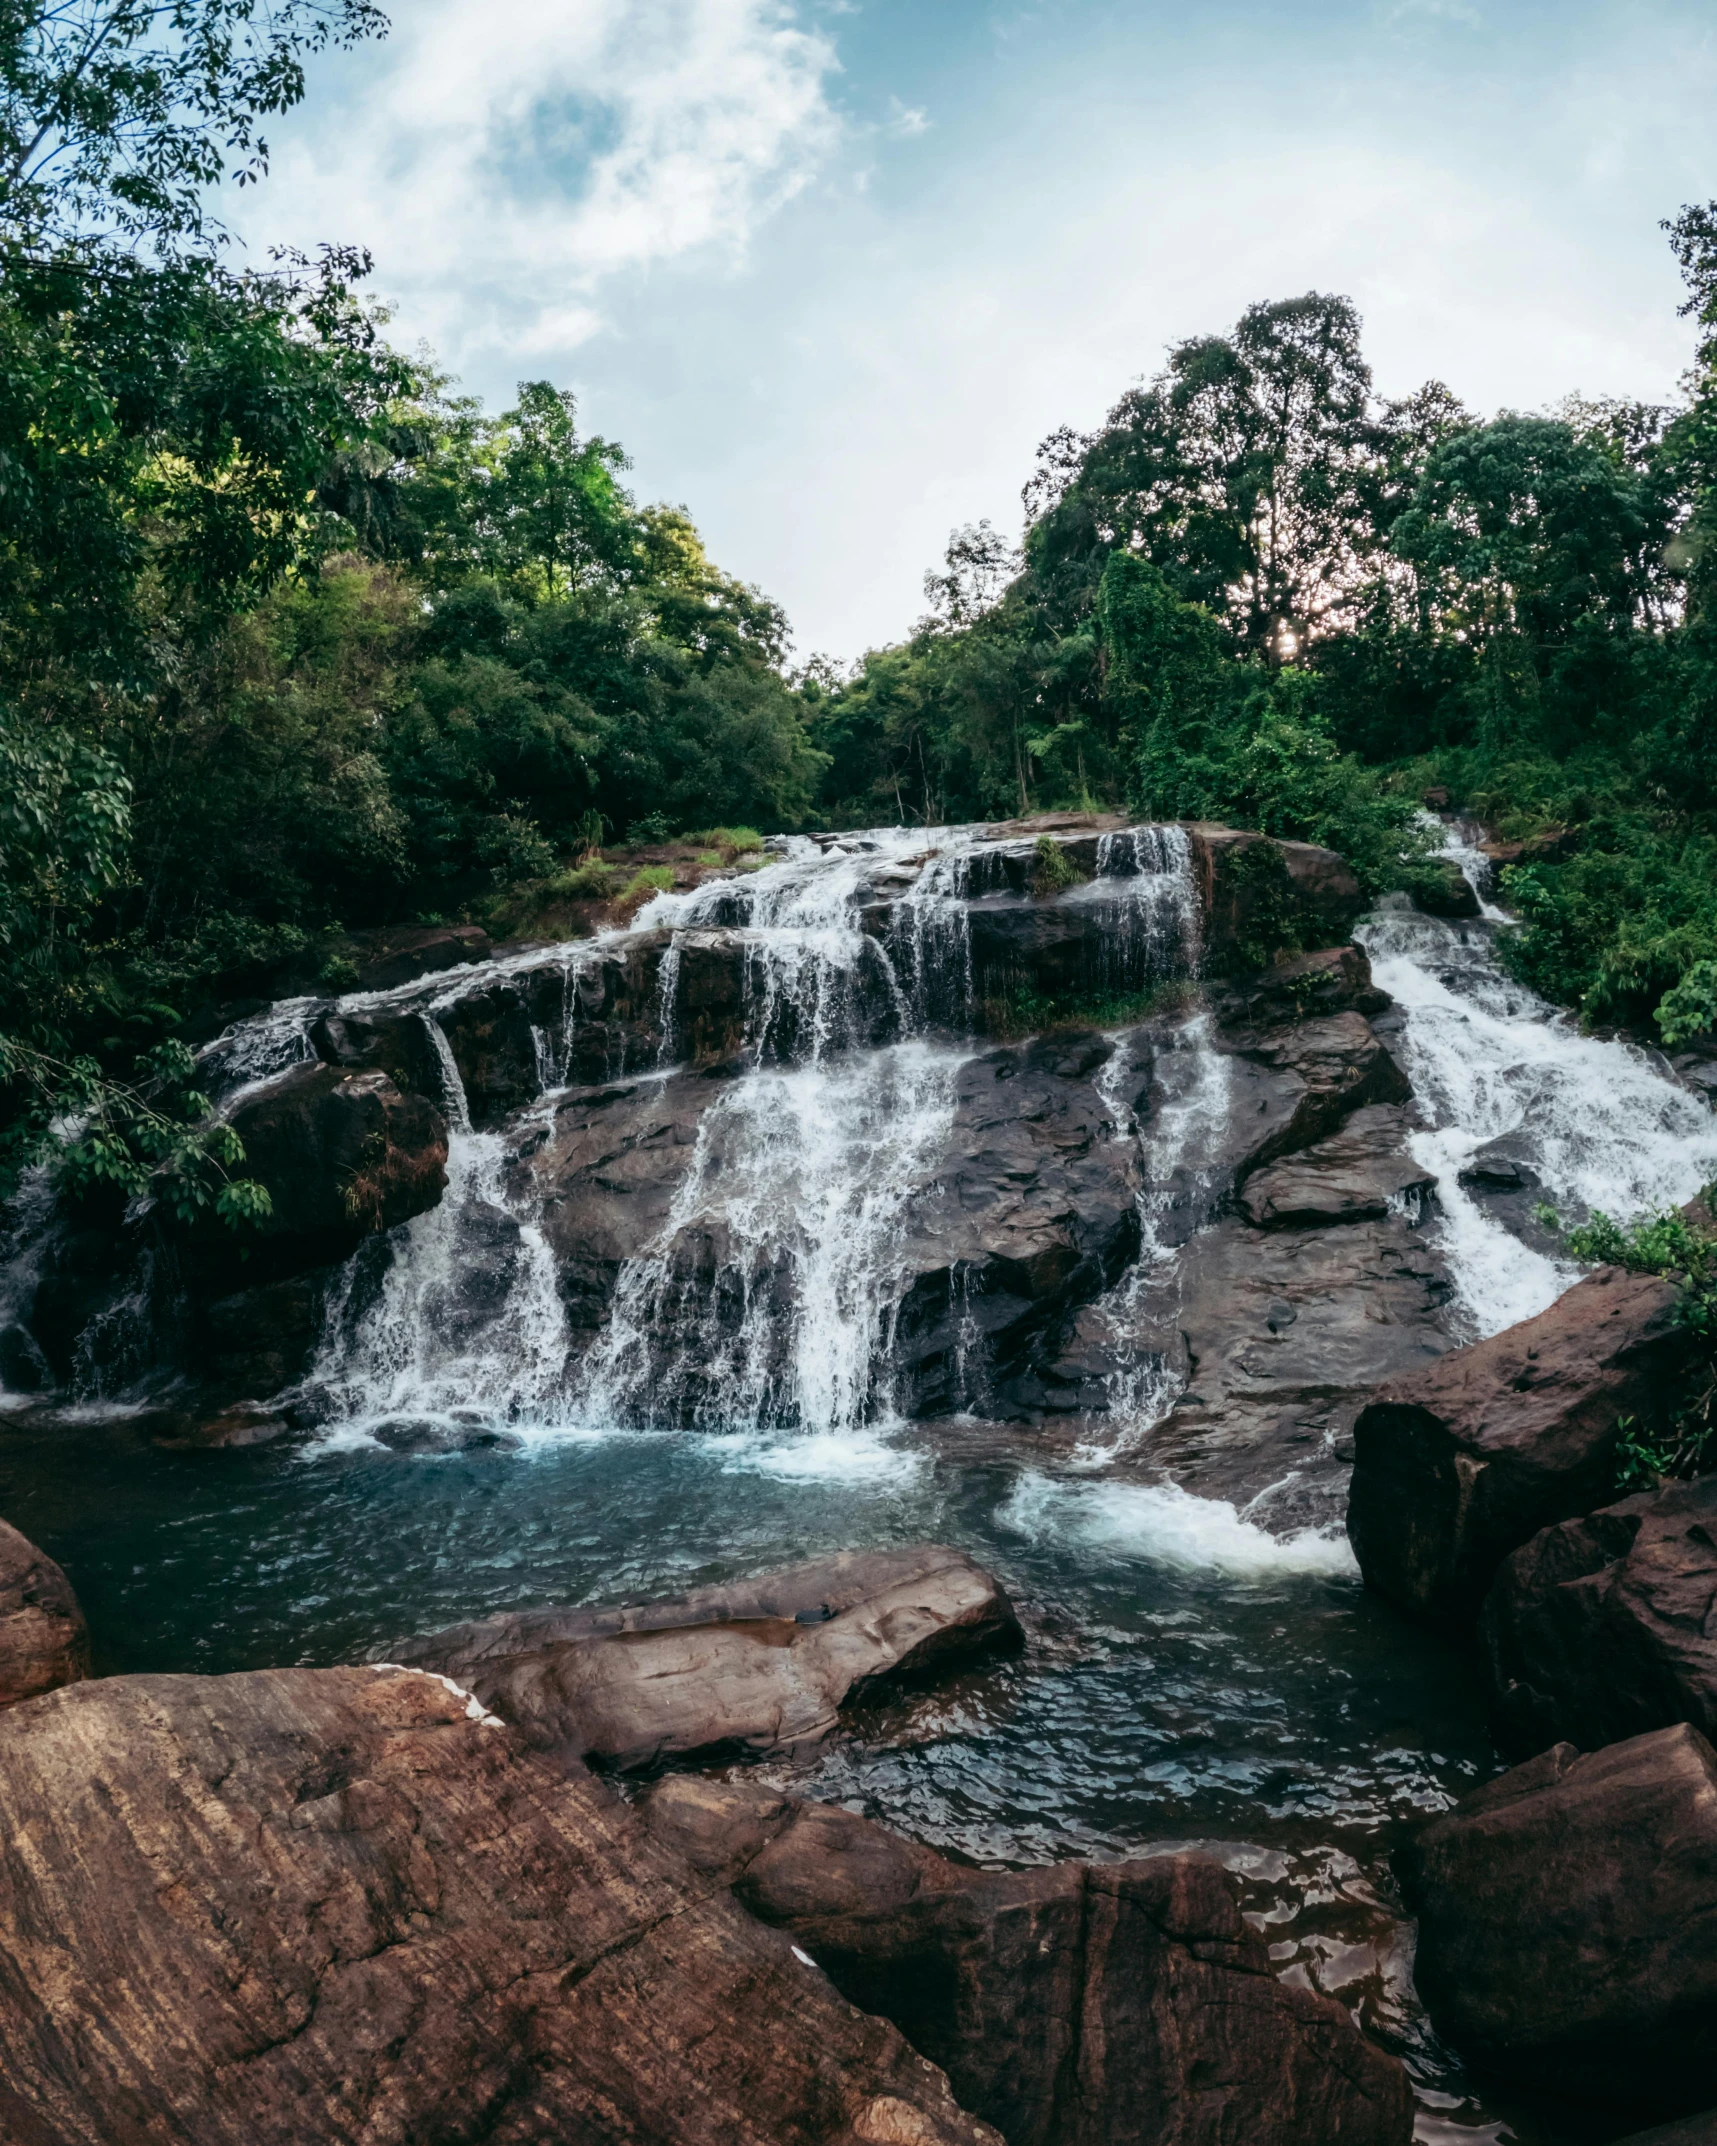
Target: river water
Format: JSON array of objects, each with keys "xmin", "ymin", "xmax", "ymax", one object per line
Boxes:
[{"xmin": 2, "ymin": 823, "xmax": 1713, "ymax": 2145}]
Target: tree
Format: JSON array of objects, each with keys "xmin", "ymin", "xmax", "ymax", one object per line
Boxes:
[{"xmin": 0, "ymin": 0, "xmax": 387, "ymax": 255}]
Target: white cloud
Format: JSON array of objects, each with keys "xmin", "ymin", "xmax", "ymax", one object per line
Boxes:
[
  {"xmin": 884, "ymin": 97, "xmax": 930, "ymax": 136},
  {"xmin": 242, "ymin": 0, "xmax": 841, "ymax": 366}
]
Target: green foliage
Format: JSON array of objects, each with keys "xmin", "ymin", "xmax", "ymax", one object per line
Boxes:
[
  {"xmin": 0, "ymin": 1035, "xmax": 270, "ymax": 1225},
  {"xmin": 978, "ymin": 977, "xmax": 1197, "ymax": 1040},
  {"xmin": 1659, "ymin": 960, "xmax": 1717, "ymax": 1048},
  {"xmin": 1560, "ymin": 1195, "xmax": 1717, "ymax": 1488},
  {"xmin": 1030, "ymin": 837, "xmax": 1083, "ymax": 897}
]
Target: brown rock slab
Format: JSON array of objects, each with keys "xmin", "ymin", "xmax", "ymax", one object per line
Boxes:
[
  {"xmin": 1480, "ymin": 1473, "xmax": 1717, "ymax": 1755},
  {"xmin": 1347, "ymin": 1266, "xmax": 1692, "ymax": 1619},
  {"xmin": 1404, "ymin": 1724, "xmax": 1717, "ymax": 2115},
  {"xmin": 1612, "ymin": 2116, "xmax": 1717, "ymax": 2146},
  {"xmin": 641, "ymin": 1776, "xmax": 1414, "ymax": 2146},
  {"xmin": 0, "ymin": 1518, "xmax": 87, "ymax": 1707},
  {"xmin": 147, "ymin": 1399, "xmax": 294, "ymax": 1451},
  {"xmin": 1238, "ymin": 1105, "xmax": 1433, "ymax": 1230},
  {"xmin": 389, "ymin": 1546, "xmax": 1023, "ymax": 1771},
  {"xmin": 0, "ymin": 1666, "xmax": 999, "ymax": 2146}
]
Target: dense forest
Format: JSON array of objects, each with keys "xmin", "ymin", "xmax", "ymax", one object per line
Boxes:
[{"xmin": 3, "ymin": 1, "xmax": 1717, "ymax": 1217}]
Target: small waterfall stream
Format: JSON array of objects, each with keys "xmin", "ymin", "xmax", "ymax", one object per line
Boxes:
[{"xmin": 1359, "ymin": 824, "xmax": 1717, "ymax": 1337}]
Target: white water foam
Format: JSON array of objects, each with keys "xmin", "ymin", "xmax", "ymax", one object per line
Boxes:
[
  {"xmin": 1001, "ymin": 1471, "xmax": 1358, "ymax": 1580},
  {"xmin": 578, "ymin": 1039, "xmax": 965, "ymax": 1435},
  {"xmin": 1359, "ymin": 833, "xmax": 1717, "ymax": 1338}
]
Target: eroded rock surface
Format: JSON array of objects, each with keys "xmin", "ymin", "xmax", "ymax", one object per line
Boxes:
[
  {"xmin": 1404, "ymin": 1724, "xmax": 1717, "ymax": 2115},
  {"xmin": 0, "ymin": 1517, "xmax": 87, "ymax": 1706},
  {"xmin": 641, "ymin": 1775, "xmax": 1414, "ymax": 2146},
  {"xmin": 1480, "ymin": 1474, "xmax": 1717, "ymax": 1755},
  {"xmin": 0, "ymin": 1666, "xmax": 998, "ymax": 2146},
  {"xmin": 389, "ymin": 1546, "xmax": 1022, "ymax": 1770},
  {"xmin": 1347, "ymin": 1267, "xmax": 1692, "ymax": 1618}
]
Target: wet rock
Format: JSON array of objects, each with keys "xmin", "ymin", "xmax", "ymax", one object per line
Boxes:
[
  {"xmin": 1413, "ymin": 860, "xmax": 1481, "ymax": 919},
  {"xmin": 1229, "ymin": 1013, "xmax": 1413, "ymax": 1178},
  {"xmin": 1479, "ymin": 1474, "xmax": 1717, "ymax": 1755},
  {"xmin": 0, "ymin": 1518, "xmax": 87, "ymax": 1706},
  {"xmin": 196, "ymin": 1063, "xmax": 449, "ymax": 1285},
  {"xmin": 346, "ymin": 920, "xmax": 491, "ymax": 991},
  {"xmin": 1422, "ymin": 786, "xmax": 1451, "ymax": 810},
  {"xmin": 1209, "ymin": 943, "xmax": 1391, "ymax": 1026},
  {"xmin": 194, "ymin": 1272, "xmax": 326, "ymax": 1397},
  {"xmin": 1346, "ymin": 1267, "xmax": 1693, "ymax": 1620},
  {"xmin": 371, "ymin": 1415, "xmax": 523, "ymax": 1455},
  {"xmin": 641, "ymin": 1776, "xmax": 1415, "ymax": 2146},
  {"xmin": 148, "ymin": 1399, "xmax": 294, "ymax": 1451},
  {"xmin": 389, "ymin": 1545, "xmax": 1022, "ymax": 1771},
  {"xmin": 0, "ymin": 1666, "xmax": 995, "ymax": 2146},
  {"xmin": 1239, "ymin": 1105, "xmax": 1434, "ymax": 1229},
  {"xmin": 1404, "ymin": 1724, "xmax": 1717, "ymax": 2116}
]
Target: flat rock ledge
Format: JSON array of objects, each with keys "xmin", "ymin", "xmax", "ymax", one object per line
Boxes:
[
  {"xmin": 0, "ymin": 1666, "xmax": 997, "ymax": 2146},
  {"xmin": 641, "ymin": 1775, "xmax": 1415, "ymax": 2146},
  {"xmin": 387, "ymin": 1545, "xmax": 1024, "ymax": 1771}
]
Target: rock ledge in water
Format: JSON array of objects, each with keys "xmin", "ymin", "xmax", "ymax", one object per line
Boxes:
[
  {"xmin": 0, "ymin": 1667, "xmax": 997, "ymax": 2146},
  {"xmin": 642, "ymin": 1775, "xmax": 1415, "ymax": 2146},
  {"xmin": 389, "ymin": 1545, "xmax": 1023, "ymax": 1771},
  {"xmin": 1347, "ymin": 1266, "xmax": 1691, "ymax": 1618}
]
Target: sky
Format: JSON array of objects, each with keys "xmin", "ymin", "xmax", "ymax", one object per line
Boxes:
[{"xmin": 231, "ymin": 0, "xmax": 1717, "ymax": 664}]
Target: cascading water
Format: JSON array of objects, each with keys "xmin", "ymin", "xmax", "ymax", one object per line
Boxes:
[{"xmin": 1358, "ymin": 823, "xmax": 1717, "ymax": 1337}]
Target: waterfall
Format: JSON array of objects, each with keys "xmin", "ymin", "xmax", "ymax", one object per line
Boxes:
[
  {"xmin": 1077, "ymin": 1013, "xmax": 1234, "ymax": 1456},
  {"xmin": 577, "ymin": 1040, "xmax": 964, "ymax": 1436},
  {"xmin": 1088, "ymin": 824, "xmax": 1203, "ymax": 993},
  {"xmin": 1358, "ymin": 830, "xmax": 1717, "ymax": 1338}
]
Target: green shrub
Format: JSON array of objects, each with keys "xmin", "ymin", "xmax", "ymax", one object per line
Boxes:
[
  {"xmin": 1030, "ymin": 835, "xmax": 1083, "ymax": 897},
  {"xmin": 1658, "ymin": 960, "xmax": 1717, "ymax": 1049},
  {"xmin": 619, "ymin": 865, "xmax": 675, "ymax": 903}
]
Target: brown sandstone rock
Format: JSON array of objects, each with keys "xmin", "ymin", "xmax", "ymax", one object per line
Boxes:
[
  {"xmin": 0, "ymin": 1518, "xmax": 87, "ymax": 1706},
  {"xmin": 0, "ymin": 1666, "xmax": 998, "ymax": 2146},
  {"xmin": 1188, "ymin": 824, "xmax": 1367, "ymax": 969},
  {"xmin": 641, "ymin": 1776, "xmax": 1414, "ymax": 2146},
  {"xmin": 1346, "ymin": 1267, "xmax": 1692, "ymax": 1618},
  {"xmin": 389, "ymin": 1546, "xmax": 1023, "ymax": 1771},
  {"xmin": 1479, "ymin": 1473, "xmax": 1717, "ymax": 1755},
  {"xmin": 1404, "ymin": 1724, "xmax": 1717, "ymax": 2115}
]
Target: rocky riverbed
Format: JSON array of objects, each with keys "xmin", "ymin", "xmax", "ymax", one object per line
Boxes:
[{"xmin": 0, "ymin": 814, "xmax": 1715, "ymax": 2143}]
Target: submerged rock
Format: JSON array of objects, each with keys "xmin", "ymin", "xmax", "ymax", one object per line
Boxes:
[
  {"xmin": 0, "ymin": 1666, "xmax": 996, "ymax": 2145},
  {"xmin": 641, "ymin": 1775, "xmax": 1415, "ymax": 2146},
  {"xmin": 0, "ymin": 1518, "xmax": 87, "ymax": 1706},
  {"xmin": 1346, "ymin": 1266, "xmax": 1692, "ymax": 1619},
  {"xmin": 1404, "ymin": 1724, "xmax": 1717, "ymax": 2116},
  {"xmin": 1479, "ymin": 1473, "xmax": 1717, "ymax": 1755},
  {"xmin": 388, "ymin": 1545, "xmax": 1022, "ymax": 1771}
]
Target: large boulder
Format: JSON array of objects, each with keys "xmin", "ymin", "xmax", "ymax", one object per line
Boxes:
[
  {"xmin": 387, "ymin": 1546, "xmax": 1023, "ymax": 1771},
  {"xmin": 1479, "ymin": 1474, "xmax": 1717, "ymax": 1755},
  {"xmin": 1346, "ymin": 1267, "xmax": 1692, "ymax": 1619},
  {"xmin": 642, "ymin": 1776, "xmax": 1414, "ymax": 2146},
  {"xmin": 211, "ymin": 1061, "xmax": 449, "ymax": 1282},
  {"xmin": 1404, "ymin": 1724, "xmax": 1717, "ymax": 2116},
  {"xmin": 0, "ymin": 1518, "xmax": 87, "ymax": 1706},
  {"xmin": 1189, "ymin": 825, "xmax": 1367, "ymax": 970},
  {"xmin": 0, "ymin": 1667, "xmax": 997, "ymax": 2146},
  {"xmin": 1613, "ymin": 2118, "xmax": 1717, "ymax": 2145}
]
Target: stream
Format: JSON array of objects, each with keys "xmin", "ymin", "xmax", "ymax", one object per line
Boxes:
[{"xmin": 3, "ymin": 823, "xmax": 1714, "ymax": 2144}]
